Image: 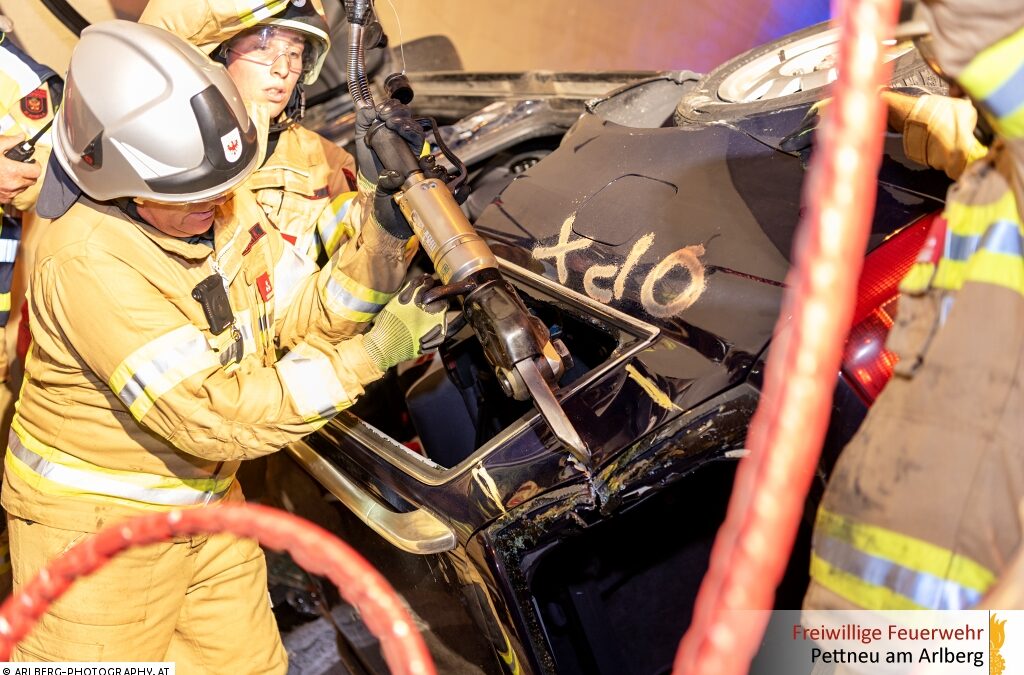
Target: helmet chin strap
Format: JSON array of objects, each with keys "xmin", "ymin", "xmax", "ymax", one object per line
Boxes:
[{"xmin": 268, "ymin": 82, "xmax": 305, "ymax": 133}]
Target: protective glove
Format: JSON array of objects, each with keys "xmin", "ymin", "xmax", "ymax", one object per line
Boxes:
[
  {"xmin": 354, "ymin": 99, "xmax": 428, "ymax": 239},
  {"xmin": 780, "ymin": 87, "xmax": 933, "ymax": 154},
  {"xmin": 779, "ymin": 97, "xmax": 831, "ymax": 153},
  {"xmin": 363, "ymin": 275, "xmax": 460, "ymax": 371}
]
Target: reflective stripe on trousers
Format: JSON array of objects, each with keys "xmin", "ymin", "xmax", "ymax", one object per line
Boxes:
[
  {"xmin": 4, "ymin": 421, "xmax": 233, "ymax": 509},
  {"xmin": 809, "ymin": 508, "xmax": 996, "ymax": 610}
]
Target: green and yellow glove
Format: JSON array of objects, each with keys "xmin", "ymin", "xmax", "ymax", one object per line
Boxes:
[{"xmin": 363, "ymin": 275, "xmax": 457, "ymax": 371}]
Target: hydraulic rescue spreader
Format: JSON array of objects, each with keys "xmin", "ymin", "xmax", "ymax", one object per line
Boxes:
[{"xmin": 343, "ymin": 0, "xmax": 590, "ymax": 466}]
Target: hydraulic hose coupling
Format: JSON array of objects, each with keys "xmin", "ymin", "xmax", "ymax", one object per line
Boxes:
[
  {"xmin": 397, "ymin": 176, "xmax": 498, "ymax": 283},
  {"xmin": 346, "ymin": 0, "xmax": 373, "ymax": 110},
  {"xmin": 345, "ymin": 0, "xmax": 371, "ymax": 25}
]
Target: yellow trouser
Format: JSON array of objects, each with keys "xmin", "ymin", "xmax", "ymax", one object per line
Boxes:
[
  {"xmin": 0, "ymin": 524, "xmax": 10, "ymax": 598},
  {"xmin": 9, "ymin": 516, "xmax": 287, "ymax": 673}
]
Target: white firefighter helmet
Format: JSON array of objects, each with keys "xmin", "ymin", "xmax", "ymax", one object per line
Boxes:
[
  {"xmin": 225, "ymin": 0, "xmax": 331, "ymax": 85},
  {"xmin": 40, "ymin": 20, "xmax": 258, "ymax": 216}
]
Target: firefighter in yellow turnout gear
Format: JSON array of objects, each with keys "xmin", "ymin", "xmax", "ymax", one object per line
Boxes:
[
  {"xmin": 141, "ymin": 0, "xmax": 413, "ymax": 305},
  {"xmin": 0, "ymin": 20, "xmax": 59, "ymax": 595},
  {"xmin": 139, "ymin": 0, "xmax": 425, "ymax": 538},
  {"xmin": 805, "ymin": 0, "xmax": 1024, "ymax": 612},
  {"xmin": 0, "ymin": 30, "xmax": 58, "ymax": 380},
  {"xmin": 2, "ymin": 21, "xmax": 449, "ymax": 668}
]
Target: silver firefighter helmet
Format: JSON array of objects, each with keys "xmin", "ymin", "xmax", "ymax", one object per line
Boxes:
[
  {"xmin": 48, "ymin": 20, "xmax": 259, "ymax": 209},
  {"xmin": 230, "ymin": 0, "xmax": 332, "ymax": 85}
]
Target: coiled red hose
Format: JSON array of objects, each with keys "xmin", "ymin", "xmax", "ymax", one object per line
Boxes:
[
  {"xmin": 674, "ymin": 1, "xmax": 900, "ymax": 673},
  {"xmin": 0, "ymin": 504, "xmax": 435, "ymax": 675}
]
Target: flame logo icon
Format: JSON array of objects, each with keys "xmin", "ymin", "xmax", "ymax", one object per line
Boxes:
[{"xmin": 991, "ymin": 613, "xmax": 1006, "ymax": 675}]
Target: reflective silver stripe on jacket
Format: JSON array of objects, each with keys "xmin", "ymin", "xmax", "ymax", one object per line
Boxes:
[
  {"xmin": 0, "ymin": 239, "xmax": 18, "ymax": 264},
  {"xmin": 8, "ymin": 430, "xmax": 230, "ymax": 507},
  {"xmin": 322, "ymin": 273, "xmax": 393, "ymax": 323},
  {"xmin": 276, "ymin": 343, "xmax": 351, "ymax": 424},
  {"xmin": 814, "ymin": 532, "xmax": 983, "ymax": 610},
  {"xmin": 946, "ymin": 219, "xmax": 1023, "ymax": 261},
  {"xmin": 109, "ymin": 324, "xmax": 220, "ymax": 419},
  {"xmin": 317, "ymin": 194, "xmax": 355, "ymax": 256}
]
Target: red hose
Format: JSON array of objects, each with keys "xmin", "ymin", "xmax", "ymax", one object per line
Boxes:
[
  {"xmin": 674, "ymin": 1, "xmax": 900, "ymax": 673},
  {"xmin": 0, "ymin": 504, "xmax": 435, "ymax": 675}
]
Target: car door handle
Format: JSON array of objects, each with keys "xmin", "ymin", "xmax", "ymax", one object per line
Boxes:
[{"xmin": 285, "ymin": 439, "xmax": 457, "ymax": 555}]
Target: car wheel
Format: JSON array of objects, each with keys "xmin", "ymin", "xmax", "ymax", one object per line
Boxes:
[{"xmin": 675, "ymin": 21, "xmax": 947, "ymax": 124}]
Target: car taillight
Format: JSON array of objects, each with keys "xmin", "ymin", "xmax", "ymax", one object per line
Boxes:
[{"xmin": 842, "ymin": 211, "xmax": 939, "ymax": 402}]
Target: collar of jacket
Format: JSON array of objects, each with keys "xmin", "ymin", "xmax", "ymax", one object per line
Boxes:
[
  {"xmin": 83, "ymin": 198, "xmax": 210, "ymax": 264},
  {"xmin": 114, "ymin": 195, "xmax": 249, "ymax": 285},
  {"xmin": 112, "ymin": 202, "xmax": 214, "ymax": 263},
  {"xmin": 246, "ymin": 125, "xmax": 327, "ymax": 197}
]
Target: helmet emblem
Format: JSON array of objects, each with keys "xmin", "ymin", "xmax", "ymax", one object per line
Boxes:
[
  {"xmin": 221, "ymin": 128, "xmax": 243, "ymax": 163},
  {"xmin": 292, "ymin": 0, "xmax": 307, "ymax": 6}
]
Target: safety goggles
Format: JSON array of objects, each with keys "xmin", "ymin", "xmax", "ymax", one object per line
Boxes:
[
  {"xmin": 132, "ymin": 192, "xmax": 234, "ymax": 209},
  {"xmin": 223, "ymin": 26, "xmax": 314, "ymax": 76}
]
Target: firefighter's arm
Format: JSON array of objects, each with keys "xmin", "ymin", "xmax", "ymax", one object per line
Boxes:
[
  {"xmin": 37, "ymin": 249, "xmax": 384, "ymax": 462},
  {"xmin": 882, "ymin": 91, "xmax": 988, "ymax": 180},
  {"xmin": 314, "ymin": 139, "xmax": 360, "ymax": 258},
  {"xmin": 4, "ymin": 79, "xmax": 57, "ymax": 209},
  {"xmin": 321, "ymin": 138, "xmax": 357, "ymax": 195},
  {"xmin": 278, "ymin": 109, "xmax": 422, "ymax": 344},
  {"xmin": 138, "ymin": 0, "xmax": 223, "ymax": 52},
  {"xmin": 277, "ymin": 190, "xmax": 414, "ymax": 346}
]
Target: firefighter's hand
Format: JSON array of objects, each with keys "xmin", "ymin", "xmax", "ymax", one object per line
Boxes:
[
  {"xmin": 780, "ymin": 98, "xmax": 831, "ymax": 153},
  {"xmin": 0, "ymin": 133, "xmax": 41, "ymax": 205},
  {"xmin": 354, "ymin": 100, "xmax": 425, "ymax": 239},
  {"xmin": 881, "ymin": 88, "xmax": 931, "ymax": 133},
  {"xmin": 370, "ymin": 187, "xmax": 413, "ymax": 240},
  {"xmin": 363, "ymin": 275, "xmax": 459, "ymax": 371},
  {"xmin": 780, "ymin": 87, "xmax": 932, "ymax": 154},
  {"xmin": 354, "ymin": 98, "xmax": 427, "ymax": 189}
]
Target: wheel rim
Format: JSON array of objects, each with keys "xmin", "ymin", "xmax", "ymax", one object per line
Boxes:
[{"xmin": 717, "ymin": 28, "xmax": 914, "ymax": 103}]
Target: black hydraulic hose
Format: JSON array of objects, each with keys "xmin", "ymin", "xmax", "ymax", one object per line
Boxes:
[
  {"xmin": 346, "ymin": 0, "xmax": 374, "ymax": 110},
  {"xmin": 39, "ymin": 0, "xmax": 89, "ymax": 36}
]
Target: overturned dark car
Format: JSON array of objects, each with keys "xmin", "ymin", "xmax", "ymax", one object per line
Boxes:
[{"xmin": 270, "ymin": 21, "xmax": 954, "ymax": 675}]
